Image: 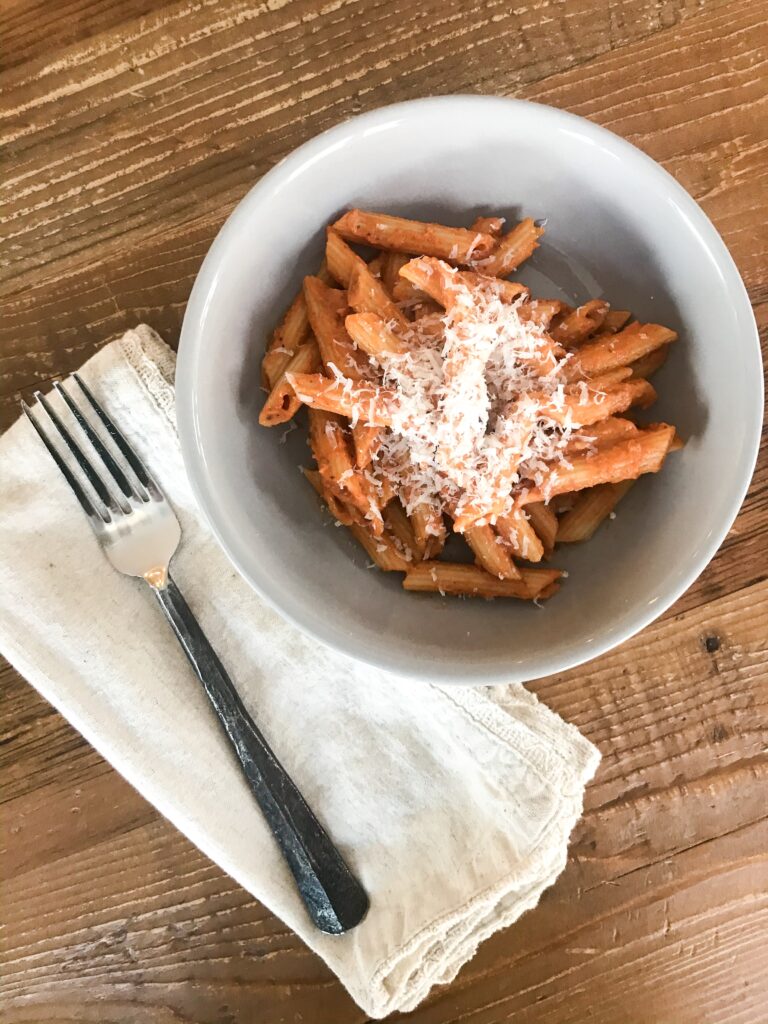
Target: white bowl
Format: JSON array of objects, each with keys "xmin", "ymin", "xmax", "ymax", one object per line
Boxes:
[{"xmin": 177, "ymin": 96, "xmax": 762, "ymax": 685}]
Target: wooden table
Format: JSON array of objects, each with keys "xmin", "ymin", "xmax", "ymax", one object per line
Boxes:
[{"xmin": 2, "ymin": 1, "xmax": 766, "ymax": 1021}]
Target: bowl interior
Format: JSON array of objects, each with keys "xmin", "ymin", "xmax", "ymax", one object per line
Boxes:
[{"xmin": 178, "ymin": 98, "xmax": 761, "ymax": 683}]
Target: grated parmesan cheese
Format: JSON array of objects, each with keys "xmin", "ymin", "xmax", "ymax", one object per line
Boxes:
[{"xmin": 336, "ymin": 276, "xmax": 603, "ymax": 525}]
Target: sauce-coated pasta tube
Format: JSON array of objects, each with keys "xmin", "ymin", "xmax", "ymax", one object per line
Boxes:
[
  {"xmin": 470, "ymin": 215, "xmax": 505, "ymax": 238},
  {"xmin": 261, "ymin": 260, "xmax": 333, "ymax": 388},
  {"xmin": 403, "ymin": 562, "xmax": 560, "ymax": 599},
  {"xmin": 288, "ymin": 372, "xmax": 396, "ymax": 426},
  {"xmin": 536, "ymin": 378, "xmax": 656, "ymax": 428},
  {"xmin": 565, "ymin": 417, "xmax": 639, "ymax": 454},
  {"xmin": 349, "ymin": 522, "xmax": 411, "ymax": 572},
  {"xmin": 565, "ymin": 322, "xmax": 677, "ymax": 379},
  {"xmin": 551, "ymin": 300, "xmax": 610, "ymax": 346},
  {"xmin": 525, "ymin": 502, "xmax": 558, "ymax": 555},
  {"xmin": 603, "ymin": 309, "xmax": 632, "ymax": 333},
  {"xmin": 557, "ymin": 480, "xmax": 635, "ymax": 542},
  {"xmin": 308, "ymin": 409, "xmax": 383, "ymax": 530},
  {"xmin": 348, "ymin": 263, "xmax": 409, "ymax": 332},
  {"xmin": 303, "ymin": 276, "xmax": 365, "ymax": 378},
  {"xmin": 519, "ymin": 424, "xmax": 676, "ymax": 504},
  {"xmin": 464, "ymin": 524, "xmax": 522, "ymax": 580},
  {"xmin": 495, "ymin": 508, "xmax": 545, "ymax": 563},
  {"xmin": 259, "ymin": 338, "xmax": 321, "ymax": 426},
  {"xmin": 477, "ymin": 217, "xmax": 543, "ymax": 276},
  {"xmin": 400, "ymin": 256, "xmax": 528, "ymax": 308},
  {"xmin": 629, "ymin": 346, "xmax": 669, "ymax": 379},
  {"xmin": 345, "ymin": 312, "xmax": 409, "ymax": 358},
  {"xmin": 333, "ymin": 209, "xmax": 496, "ymax": 262},
  {"xmin": 409, "ymin": 501, "xmax": 446, "ymax": 560}
]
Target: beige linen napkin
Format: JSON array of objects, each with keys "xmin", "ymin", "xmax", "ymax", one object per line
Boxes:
[{"xmin": 0, "ymin": 325, "xmax": 599, "ymax": 1018}]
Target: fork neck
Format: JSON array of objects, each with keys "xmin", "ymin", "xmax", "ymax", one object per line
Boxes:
[{"xmin": 144, "ymin": 566, "xmax": 169, "ymax": 589}]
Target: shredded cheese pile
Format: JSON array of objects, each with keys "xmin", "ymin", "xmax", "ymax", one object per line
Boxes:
[{"xmin": 356, "ymin": 271, "xmax": 597, "ymax": 525}]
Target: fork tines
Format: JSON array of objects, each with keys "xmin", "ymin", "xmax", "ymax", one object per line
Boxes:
[{"xmin": 22, "ymin": 375, "xmax": 156, "ymax": 523}]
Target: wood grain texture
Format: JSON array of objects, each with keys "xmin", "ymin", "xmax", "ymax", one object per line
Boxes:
[{"xmin": 1, "ymin": 0, "xmax": 766, "ymax": 1021}]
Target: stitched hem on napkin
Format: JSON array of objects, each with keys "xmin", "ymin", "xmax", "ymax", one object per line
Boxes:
[{"xmin": 365, "ymin": 687, "xmax": 597, "ymax": 1016}]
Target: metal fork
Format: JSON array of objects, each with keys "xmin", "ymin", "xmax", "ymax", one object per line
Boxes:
[{"xmin": 22, "ymin": 375, "xmax": 369, "ymax": 935}]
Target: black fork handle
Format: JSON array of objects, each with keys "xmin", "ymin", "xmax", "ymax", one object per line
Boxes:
[{"xmin": 153, "ymin": 573, "xmax": 369, "ymax": 934}]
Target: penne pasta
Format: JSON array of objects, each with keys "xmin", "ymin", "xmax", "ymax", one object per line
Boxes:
[
  {"xmin": 565, "ymin": 416, "xmax": 640, "ymax": 454},
  {"xmin": 461, "ymin": 270, "xmax": 529, "ymax": 302},
  {"xmin": 519, "ymin": 424, "xmax": 677, "ymax": 505},
  {"xmin": 374, "ymin": 469, "xmax": 396, "ymax": 508},
  {"xmin": 303, "ymin": 466, "xmax": 361, "ymax": 527},
  {"xmin": 259, "ymin": 338, "xmax": 321, "ymax": 426},
  {"xmin": 477, "ymin": 217, "xmax": 544, "ymax": 276},
  {"xmin": 470, "ymin": 215, "xmax": 505, "ymax": 238},
  {"xmin": 565, "ymin": 322, "xmax": 677, "ymax": 380},
  {"xmin": 345, "ymin": 312, "xmax": 409, "ymax": 358},
  {"xmin": 267, "ymin": 206, "xmax": 683, "ymax": 603},
  {"xmin": 381, "ymin": 251, "xmax": 410, "ymax": 292},
  {"xmin": 536, "ymin": 378, "xmax": 656, "ymax": 428},
  {"xmin": 518, "ymin": 298, "xmax": 572, "ymax": 329},
  {"xmin": 397, "ymin": 258, "xmax": 461, "ymax": 307},
  {"xmin": 399, "ymin": 256, "xmax": 528, "ymax": 308},
  {"xmin": 403, "ymin": 561, "xmax": 561, "ymax": 599},
  {"xmin": 603, "ymin": 309, "xmax": 632, "ymax": 333},
  {"xmin": 287, "ymin": 372, "xmax": 396, "ymax": 426},
  {"xmin": 551, "ymin": 300, "xmax": 610, "ymax": 346},
  {"xmin": 409, "ymin": 311, "xmax": 445, "ymax": 340},
  {"xmin": 382, "ymin": 501, "xmax": 419, "ymax": 562},
  {"xmin": 557, "ymin": 480, "xmax": 635, "ymax": 542},
  {"xmin": 391, "ymin": 276, "xmax": 432, "ymax": 312},
  {"xmin": 262, "ymin": 290, "xmax": 310, "ymax": 389},
  {"xmin": 349, "ymin": 522, "xmax": 411, "ymax": 572},
  {"xmin": 308, "ymin": 408, "xmax": 381, "ymax": 528},
  {"xmin": 548, "ymin": 493, "xmax": 578, "ymax": 514},
  {"xmin": 333, "ymin": 209, "xmax": 496, "ymax": 262},
  {"xmin": 409, "ymin": 501, "xmax": 447, "ymax": 560},
  {"xmin": 325, "ymin": 229, "xmax": 365, "ymax": 288},
  {"xmin": 582, "ymin": 367, "xmax": 634, "ymax": 388},
  {"xmin": 303, "ymin": 276, "xmax": 366, "ymax": 379},
  {"xmin": 352, "ymin": 423, "xmax": 381, "ymax": 469},
  {"xmin": 348, "ymin": 262, "xmax": 410, "ymax": 332},
  {"xmin": 261, "ymin": 260, "xmax": 334, "ymax": 388},
  {"xmin": 629, "ymin": 345, "xmax": 669, "ymax": 379},
  {"xmin": 495, "ymin": 507, "xmax": 545, "ymax": 563},
  {"xmin": 464, "ymin": 524, "xmax": 522, "ymax": 579},
  {"xmin": 525, "ymin": 502, "xmax": 558, "ymax": 556}
]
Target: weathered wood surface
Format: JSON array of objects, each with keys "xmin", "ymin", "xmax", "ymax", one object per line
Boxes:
[{"xmin": 1, "ymin": 1, "xmax": 766, "ymax": 1021}]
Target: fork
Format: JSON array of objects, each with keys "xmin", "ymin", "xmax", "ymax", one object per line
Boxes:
[{"xmin": 22, "ymin": 374, "xmax": 369, "ymax": 935}]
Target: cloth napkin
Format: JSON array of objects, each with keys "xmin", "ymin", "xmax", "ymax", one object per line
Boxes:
[{"xmin": 0, "ymin": 325, "xmax": 599, "ymax": 1018}]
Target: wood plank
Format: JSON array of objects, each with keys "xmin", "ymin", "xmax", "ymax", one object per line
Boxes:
[
  {"xmin": 0, "ymin": 0, "xmax": 164, "ymax": 72},
  {"xmin": 531, "ymin": 4, "xmax": 768, "ymax": 297},
  {"xmin": 536, "ymin": 578, "xmax": 768, "ymax": 822},
  {"xmin": 0, "ymin": 660, "xmax": 97, "ymax": 805}
]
